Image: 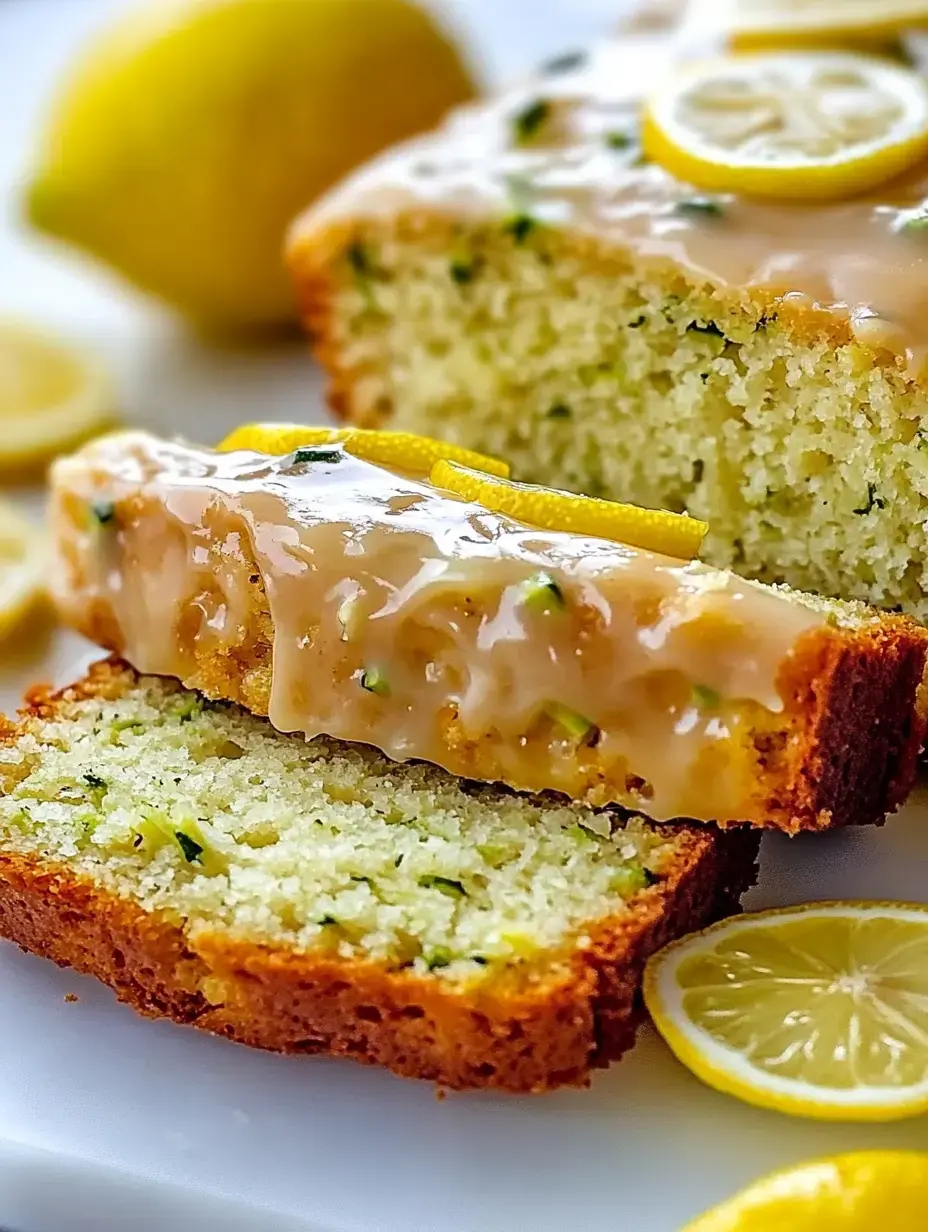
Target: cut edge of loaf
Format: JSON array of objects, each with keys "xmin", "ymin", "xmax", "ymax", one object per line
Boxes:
[
  {"xmin": 0, "ymin": 659, "xmax": 760, "ymax": 1093},
  {"xmin": 287, "ymin": 208, "xmax": 928, "ymax": 626}
]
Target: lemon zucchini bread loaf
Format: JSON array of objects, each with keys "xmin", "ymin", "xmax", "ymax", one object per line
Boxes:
[
  {"xmin": 0, "ymin": 659, "xmax": 759, "ymax": 1093},
  {"xmin": 287, "ymin": 18, "xmax": 928, "ymax": 621},
  {"xmin": 50, "ymin": 430, "xmax": 928, "ymax": 834}
]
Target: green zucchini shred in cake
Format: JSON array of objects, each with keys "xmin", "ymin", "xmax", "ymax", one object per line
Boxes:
[
  {"xmin": 0, "ymin": 673, "xmax": 677, "ymax": 981},
  {"xmin": 288, "ymin": 15, "xmax": 928, "ymax": 621}
]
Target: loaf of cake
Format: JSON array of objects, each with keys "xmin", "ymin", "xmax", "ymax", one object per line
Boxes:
[
  {"xmin": 0, "ymin": 659, "xmax": 759, "ymax": 1093},
  {"xmin": 287, "ymin": 5, "xmax": 928, "ymax": 620},
  {"xmin": 49, "ymin": 429, "xmax": 928, "ymax": 833}
]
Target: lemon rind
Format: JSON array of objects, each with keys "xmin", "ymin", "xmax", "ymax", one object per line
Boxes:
[
  {"xmin": 682, "ymin": 1150, "xmax": 928, "ymax": 1231},
  {"xmin": 430, "ymin": 459, "xmax": 708, "ymax": 558}
]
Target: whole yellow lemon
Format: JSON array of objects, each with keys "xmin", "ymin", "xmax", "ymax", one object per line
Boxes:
[
  {"xmin": 683, "ymin": 1151, "xmax": 928, "ymax": 1232},
  {"xmin": 26, "ymin": 0, "xmax": 476, "ymax": 330}
]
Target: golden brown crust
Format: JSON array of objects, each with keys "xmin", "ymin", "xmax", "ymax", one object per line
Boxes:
[
  {"xmin": 773, "ymin": 619, "xmax": 928, "ymax": 831},
  {"xmin": 0, "ymin": 660, "xmax": 759, "ymax": 1093}
]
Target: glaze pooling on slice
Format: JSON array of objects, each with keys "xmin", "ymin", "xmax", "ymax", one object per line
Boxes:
[{"xmin": 50, "ymin": 431, "xmax": 825, "ymax": 822}]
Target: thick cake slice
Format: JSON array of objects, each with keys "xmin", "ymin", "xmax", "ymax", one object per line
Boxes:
[
  {"xmin": 49, "ymin": 430, "xmax": 928, "ymax": 833},
  {"xmin": 287, "ymin": 14, "xmax": 928, "ymax": 621},
  {"xmin": 0, "ymin": 659, "xmax": 759, "ymax": 1093}
]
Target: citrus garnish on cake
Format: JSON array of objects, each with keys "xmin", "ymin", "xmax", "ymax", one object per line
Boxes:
[
  {"xmin": 683, "ymin": 1151, "xmax": 928, "ymax": 1232},
  {"xmin": 218, "ymin": 423, "xmax": 509, "ymax": 478},
  {"xmin": 0, "ymin": 321, "xmax": 116, "ymax": 467},
  {"xmin": 726, "ymin": 0, "xmax": 928, "ymax": 50},
  {"xmin": 430, "ymin": 459, "xmax": 707, "ymax": 558},
  {"xmin": 645, "ymin": 903, "xmax": 928, "ymax": 1121},
  {"xmin": 47, "ymin": 429, "xmax": 928, "ymax": 832},
  {"xmin": 643, "ymin": 50, "xmax": 928, "ymax": 200},
  {"xmin": 287, "ymin": 6, "xmax": 928, "ymax": 623}
]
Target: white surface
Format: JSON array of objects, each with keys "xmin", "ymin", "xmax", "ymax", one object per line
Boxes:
[
  {"xmin": 3, "ymin": 790, "xmax": 928, "ymax": 1232},
  {"xmin": 3, "ymin": 3, "xmax": 928, "ymax": 1232}
]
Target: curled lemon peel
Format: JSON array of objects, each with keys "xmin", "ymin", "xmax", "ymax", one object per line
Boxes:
[
  {"xmin": 218, "ymin": 424, "xmax": 510, "ymax": 479},
  {"xmin": 430, "ymin": 460, "xmax": 707, "ymax": 558}
]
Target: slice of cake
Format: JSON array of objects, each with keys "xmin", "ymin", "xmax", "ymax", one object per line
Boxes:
[
  {"xmin": 287, "ymin": 10, "xmax": 928, "ymax": 621},
  {"xmin": 49, "ymin": 429, "xmax": 928, "ymax": 833},
  {"xmin": 0, "ymin": 659, "xmax": 759, "ymax": 1093}
]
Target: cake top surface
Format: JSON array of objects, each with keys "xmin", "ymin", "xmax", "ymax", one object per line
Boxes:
[
  {"xmin": 50, "ymin": 430, "xmax": 829, "ymax": 821},
  {"xmin": 297, "ymin": 10, "xmax": 928, "ymax": 370}
]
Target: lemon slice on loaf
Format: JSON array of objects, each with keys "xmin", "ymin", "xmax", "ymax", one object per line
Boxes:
[
  {"xmin": 644, "ymin": 50, "xmax": 928, "ymax": 200},
  {"xmin": 728, "ymin": 0, "xmax": 928, "ymax": 50},
  {"xmin": 645, "ymin": 902, "xmax": 928, "ymax": 1121}
]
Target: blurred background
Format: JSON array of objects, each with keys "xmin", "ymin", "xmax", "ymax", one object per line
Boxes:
[
  {"xmin": 0, "ymin": 0, "xmax": 623, "ymax": 442},
  {"xmin": 0, "ymin": 5, "xmax": 645, "ymax": 1229}
]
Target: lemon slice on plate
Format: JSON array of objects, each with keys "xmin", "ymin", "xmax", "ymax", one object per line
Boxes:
[
  {"xmin": 643, "ymin": 51, "xmax": 928, "ymax": 200},
  {"xmin": 645, "ymin": 902, "xmax": 928, "ymax": 1121},
  {"xmin": 683, "ymin": 1151, "xmax": 928, "ymax": 1232},
  {"xmin": 0, "ymin": 321, "xmax": 117, "ymax": 468},
  {"xmin": 218, "ymin": 423, "xmax": 509, "ymax": 479},
  {"xmin": 728, "ymin": 0, "xmax": 928, "ymax": 50},
  {"xmin": 0, "ymin": 499, "xmax": 48, "ymax": 641},
  {"xmin": 430, "ymin": 460, "xmax": 707, "ymax": 558}
]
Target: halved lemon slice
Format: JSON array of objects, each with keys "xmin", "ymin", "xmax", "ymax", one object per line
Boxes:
[
  {"xmin": 728, "ymin": 1, "xmax": 928, "ymax": 50},
  {"xmin": 0, "ymin": 499, "xmax": 48, "ymax": 642},
  {"xmin": 643, "ymin": 51, "xmax": 928, "ymax": 200},
  {"xmin": 430, "ymin": 460, "xmax": 707, "ymax": 558},
  {"xmin": 645, "ymin": 902, "xmax": 928, "ymax": 1122},
  {"xmin": 683, "ymin": 1151, "xmax": 928, "ymax": 1232},
  {"xmin": 0, "ymin": 321, "xmax": 117, "ymax": 468},
  {"xmin": 217, "ymin": 423, "xmax": 509, "ymax": 479}
]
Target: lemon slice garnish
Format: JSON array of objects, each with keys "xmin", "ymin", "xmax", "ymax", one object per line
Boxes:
[
  {"xmin": 645, "ymin": 902, "xmax": 928, "ymax": 1122},
  {"xmin": 643, "ymin": 51, "xmax": 928, "ymax": 200},
  {"xmin": 0, "ymin": 321, "xmax": 117, "ymax": 468},
  {"xmin": 0, "ymin": 499, "xmax": 48, "ymax": 641},
  {"xmin": 728, "ymin": 0, "xmax": 928, "ymax": 50},
  {"xmin": 217, "ymin": 424, "xmax": 510, "ymax": 479},
  {"xmin": 683, "ymin": 1151, "xmax": 928, "ymax": 1232},
  {"xmin": 430, "ymin": 460, "xmax": 707, "ymax": 558}
]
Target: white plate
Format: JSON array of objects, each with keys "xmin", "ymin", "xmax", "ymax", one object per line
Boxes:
[
  {"xmin": 4, "ymin": 2, "xmax": 928, "ymax": 1229},
  {"xmin": 2, "ymin": 636, "xmax": 928, "ymax": 1232}
]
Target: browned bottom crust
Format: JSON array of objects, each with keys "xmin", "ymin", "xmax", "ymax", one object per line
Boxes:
[{"xmin": 0, "ymin": 664, "xmax": 760, "ymax": 1093}]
